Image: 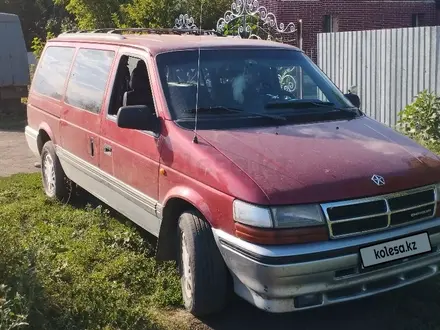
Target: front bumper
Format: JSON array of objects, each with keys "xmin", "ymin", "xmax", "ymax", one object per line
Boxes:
[
  {"xmin": 25, "ymin": 126, "xmax": 39, "ymax": 158},
  {"xmin": 212, "ymin": 217, "xmax": 440, "ymax": 313}
]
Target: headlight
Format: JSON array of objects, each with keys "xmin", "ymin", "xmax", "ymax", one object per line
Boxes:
[
  {"xmin": 233, "ymin": 200, "xmax": 325, "ymax": 228},
  {"xmin": 233, "ymin": 200, "xmax": 273, "ymax": 228},
  {"xmin": 271, "ymin": 204, "xmax": 325, "ymax": 228}
]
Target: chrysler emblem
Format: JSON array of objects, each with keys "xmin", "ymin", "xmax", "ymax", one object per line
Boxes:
[{"xmin": 371, "ymin": 174, "xmax": 385, "ymax": 186}]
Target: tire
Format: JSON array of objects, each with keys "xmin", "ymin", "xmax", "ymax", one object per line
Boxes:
[
  {"xmin": 41, "ymin": 141, "xmax": 74, "ymax": 202},
  {"xmin": 177, "ymin": 210, "xmax": 229, "ymax": 316}
]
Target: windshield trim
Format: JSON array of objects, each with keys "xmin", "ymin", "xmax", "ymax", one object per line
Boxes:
[
  {"xmin": 173, "ymin": 111, "xmax": 363, "ymax": 131},
  {"xmin": 153, "ymin": 45, "xmax": 304, "ymax": 58}
]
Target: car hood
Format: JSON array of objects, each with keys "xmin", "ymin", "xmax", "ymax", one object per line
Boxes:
[{"xmin": 197, "ymin": 116, "xmax": 440, "ymax": 205}]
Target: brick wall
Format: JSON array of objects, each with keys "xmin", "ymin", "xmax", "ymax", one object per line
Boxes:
[
  {"xmin": 437, "ymin": 0, "xmax": 440, "ymax": 24},
  {"xmin": 269, "ymin": 0, "xmax": 437, "ymax": 60}
]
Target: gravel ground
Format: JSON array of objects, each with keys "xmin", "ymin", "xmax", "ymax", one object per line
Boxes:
[
  {"xmin": 0, "ymin": 106, "xmax": 39, "ymax": 177},
  {"xmin": 0, "ymin": 128, "xmax": 39, "ymax": 177}
]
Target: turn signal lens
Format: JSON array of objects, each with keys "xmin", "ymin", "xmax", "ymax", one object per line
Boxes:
[{"xmin": 235, "ymin": 223, "xmax": 329, "ymax": 245}]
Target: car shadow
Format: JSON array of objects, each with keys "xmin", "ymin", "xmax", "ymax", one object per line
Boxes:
[
  {"xmin": 198, "ymin": 279, "xmax": 440, "ymax": 330},
  {"xmin": 69, "ymin": 186, "xmax": 158, "ymax": 251}
]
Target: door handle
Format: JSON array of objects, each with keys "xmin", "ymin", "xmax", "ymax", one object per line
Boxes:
[
  {"xmin": 103, "ymin": 144, "xmax": 112, "ymax": 156},
  {"xmin": 89, "ymin": 137, "xmax": 95, "ymax": 157}
]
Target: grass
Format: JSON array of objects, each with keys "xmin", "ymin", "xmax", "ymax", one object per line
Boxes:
[
  {"xmin": 2, "ymin": 139, "xmax": 440, "ymax": 330},
  {"xmin": 0, "ymin": 173, "xmax": 184, "ymax": 330}
]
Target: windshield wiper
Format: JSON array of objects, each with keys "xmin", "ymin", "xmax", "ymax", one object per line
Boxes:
[
  {"xmin": 308, "ymin": 101, "xmax": 359, "ymax": 114},
  {"xmin": 183, "ymin": 106, "xmax": 286, "ymax": 120},
  {"xmin": 266, "ymin": 100, "xmax": 359, "ymax": 114}
]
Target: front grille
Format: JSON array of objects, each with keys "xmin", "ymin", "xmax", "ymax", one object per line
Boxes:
[
  {"xmin": 321, "ymin": 185, "xmax": 437, "ymax": 238},
  {"xmin": 331, "ymin": 215, "xmax": 388, "ymax": 236}
]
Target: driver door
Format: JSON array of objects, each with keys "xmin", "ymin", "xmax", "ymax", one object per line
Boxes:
[{"xmin": 99, "ymin": 48, "xmax": 161, "ymax": 232}]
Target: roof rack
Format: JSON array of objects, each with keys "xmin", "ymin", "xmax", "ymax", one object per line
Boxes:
[
  {"xmin": 58, "ymin": 32, "xmax": 126, "ymax": 40},
  {"xmin": 61, "ymin": 27, "xmax": 222, "ymax": 37}
]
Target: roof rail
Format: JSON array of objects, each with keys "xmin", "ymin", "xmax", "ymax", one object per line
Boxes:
[
  {"xmin": 61, "ymin": 27, "xmax": 222, "ymax": 37},
  {"xmin": 58, "ymin": 32, "xmax": 126, "ymax": 40}
]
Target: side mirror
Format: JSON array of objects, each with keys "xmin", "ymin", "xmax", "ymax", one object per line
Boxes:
[
  {"xmin": 344, "ymin": 93, "xmax": 361, "ymax": 108},
  {"xmin": 116, "ymin": 105, "xmax": 160, "ymax": 133}
]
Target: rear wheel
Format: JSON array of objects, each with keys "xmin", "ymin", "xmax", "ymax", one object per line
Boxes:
[
  {"xmin": 177, "ymin": 210, "xmax": 229, "ymax": 316},
  {"xmin": 41, "ymin": 141, "xmax": 74, "ymax": 202}
]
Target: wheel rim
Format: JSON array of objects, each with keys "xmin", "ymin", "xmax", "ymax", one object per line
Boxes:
[
  {"xmin": 43, "ymin": 153, "xmax": 56, "ymax": 195},
  {"xmin": 181, "ymin": 232, "xmax": 193, "ymax": 300}
]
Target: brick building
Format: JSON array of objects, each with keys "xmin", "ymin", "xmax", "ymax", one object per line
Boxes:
[
  {"xmin": 437, "ymin": 0, "xmax": 440, "ymax": 24},
  {"xmin": 267, "ymin": 0, "xmax": 439, "ymax": 59}
]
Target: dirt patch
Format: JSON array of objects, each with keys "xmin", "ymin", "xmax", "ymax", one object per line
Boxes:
[{"xmin": 0, "ymin": 103, "xmax": 27, "ymax": 132}]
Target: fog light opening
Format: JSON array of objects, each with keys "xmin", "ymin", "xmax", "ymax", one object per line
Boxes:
[
  {"xmin": 294, "ymin": 293, "xmax": 323, "ymax": 309},
  {"xmin": 335, "ymin": 267, "xmax": 358, "ymax": 278}
]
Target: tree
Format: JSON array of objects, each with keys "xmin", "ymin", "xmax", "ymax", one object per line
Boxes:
[
  {"xmin": 116, "ymin": 0, "xmax": 231, "ymax": 30},
  {"xmin": 54, "ymin": 0, "xmax": 126, "ymax": 29},
  {"xmin": 116, "ymin": 0, "xmax": 177, "ymax": 29},
  {"xmin": 179, "ymin": 0, "xmax": 232, "ymax": 30}
]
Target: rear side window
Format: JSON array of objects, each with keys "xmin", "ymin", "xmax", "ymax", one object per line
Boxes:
[
  {"xmin": 65, "ymin": 49, "xmax": 115, "ymax": 113},
  {"xmin": 32, "ymin": 46, "xmax": 75, "ymax": 100}
]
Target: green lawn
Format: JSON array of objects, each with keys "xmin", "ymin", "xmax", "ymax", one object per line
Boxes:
[
  {"xmin": 0, "ymin": 173, "xmax": 184, "ymax": 330},
  {"xmin": 3, "ymin": 172, "xmax": 440, "ymax": 330}
]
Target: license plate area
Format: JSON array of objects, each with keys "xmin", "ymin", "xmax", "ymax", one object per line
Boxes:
[{"xmin": 360, "ymin": 232, "xmax": 432, "ymax": 268}]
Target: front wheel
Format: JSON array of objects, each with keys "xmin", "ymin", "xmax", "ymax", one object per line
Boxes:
[{"xmin": 177, "ymin": 211, "xmax": 229, "ymax": 316}]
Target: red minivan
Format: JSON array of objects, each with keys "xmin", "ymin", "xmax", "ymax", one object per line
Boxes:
[{"xmin": 25, "ymin": 28, "xmax": 440, "ymax": 316}]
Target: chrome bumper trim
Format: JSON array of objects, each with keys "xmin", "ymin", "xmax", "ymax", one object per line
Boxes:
[{"xmin": 213, "ymin": 218, "xmax": 440, "ymax": 313}]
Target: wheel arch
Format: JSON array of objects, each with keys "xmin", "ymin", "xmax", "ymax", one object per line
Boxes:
[
  {"xmin": 156, "ymin": 188, "xmax": 214, "ymax": 261},
  {"xmin": 37, "ymin": 123, "xmax": 55, "ymax": 155}
]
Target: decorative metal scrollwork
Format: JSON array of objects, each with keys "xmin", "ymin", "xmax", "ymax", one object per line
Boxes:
[
  {"xmin": 174, "ymin": 14, "xmax": 198, "ymax": 30},
  {"xmin": 216, "ymin": 0, "xmax": 296, "ymax": 41},
  {"xmin": 278, "ymin": 67, "xmax": 297, "ymax": 93}
]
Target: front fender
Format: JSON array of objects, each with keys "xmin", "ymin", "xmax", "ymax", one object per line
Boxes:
[
  {"xmin": 161, "ymin": 185, "xmax": 214, "ymax": 226},
  {"xmin": 156, "ymin": 183, "xmax": 235, "ymax": 261}
]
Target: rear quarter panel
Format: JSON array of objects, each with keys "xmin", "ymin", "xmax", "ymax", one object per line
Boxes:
[{"xmin": 27, "ymin": 92, "xmax": 62, "ymax": 139}]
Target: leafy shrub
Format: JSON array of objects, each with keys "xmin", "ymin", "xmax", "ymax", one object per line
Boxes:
[
  {"xmin": 397, "ymin": 90, "xmax": 440, "ymax": 144},
  {"xmin": 0, "ymin": 285, "xmax": 29, "ymax": 330},
  {"xmin": 221, "ymin": 15, "xmax": 258, "ymax": 38},
  {"xmin": 0, "ymin": 174, "xmax": 182, "ymax": 330},
  {"xmin": 31, "ymin": 32, "xmax": 55, "ymax": 60}
]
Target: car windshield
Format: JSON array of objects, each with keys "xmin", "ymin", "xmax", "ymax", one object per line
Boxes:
[{"xmin": 156, "ymin": 48, "xmax": 358, "ymax": 128}]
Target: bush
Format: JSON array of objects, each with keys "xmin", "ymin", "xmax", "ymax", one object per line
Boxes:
[
  {"xmin": 0, "ymin": 285, "xmax": 29, "ymax": 330},
  {"xmin": 31, "ymin": 32, "xmax": 55, "ymax": 60},
  {"xmin": 0, "ymin": 174, "xmax": 182, "ymax": 330},
  {"xmin": 397, "ymin": 90, "xmax": 440, "ymax": 145}
]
